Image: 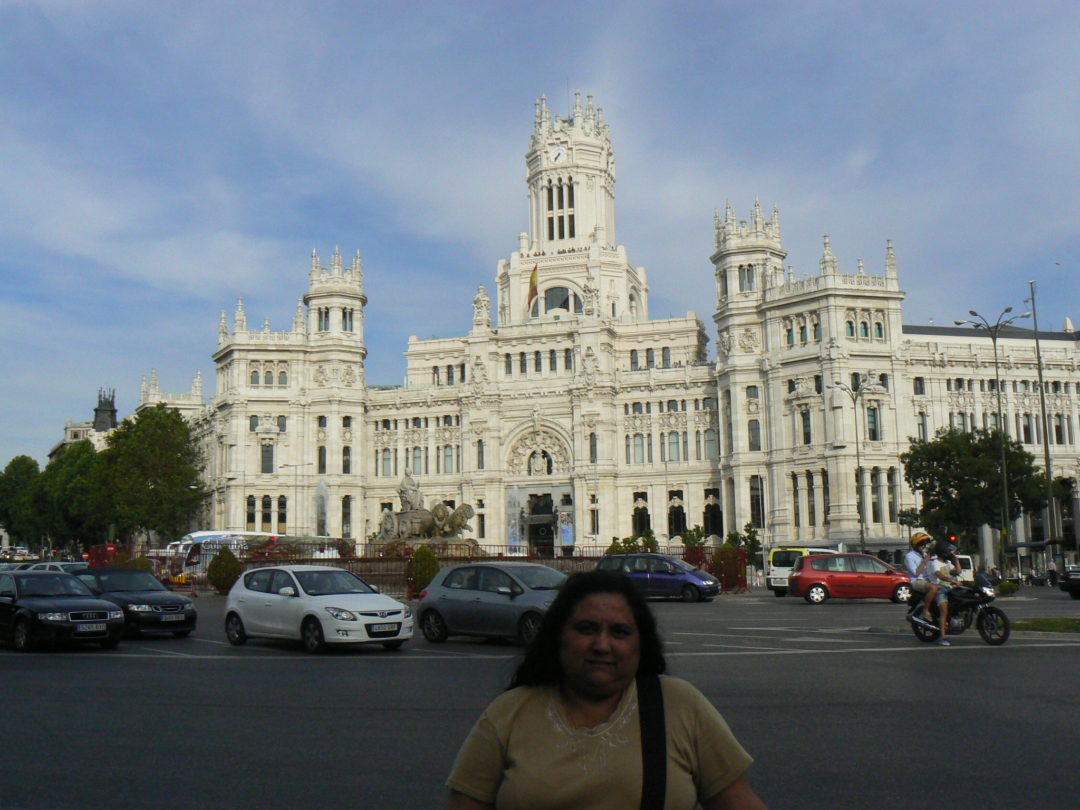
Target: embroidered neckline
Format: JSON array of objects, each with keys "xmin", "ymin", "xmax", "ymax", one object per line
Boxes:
[{"xmin": 545, "ymin": 682, "xmax": 637, "ymax": 773}]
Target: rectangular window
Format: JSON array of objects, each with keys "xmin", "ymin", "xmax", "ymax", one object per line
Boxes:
[
  {"xmin": 505, "ymin": 353, "xmax": 512, "ymax": 375},
  {"xmin": 565, "ymin": 348, "xmax": 573, "ymax": 371},
  {"xmin": 801, "ymin": 410, "xmax": 812, "ymax": 445},
  {"xmin": 342, "ymin": 446, "xmax": 351, "ymax": 475},
  {"xmin": 866, "ymin": 406, "xmax": 881, "ymax": 442},
  {"xmin": 749, "ymin": 475, "xmax": 764, "ymax": 528},
  {"xmin": 477, "ymin": 439, "xmax": 485, "ymax": 470},
  {"xmin": 589, "ymin": 432, "xmax": 598, "ymax": 464},
  {"xmin": 478, "ymin": 512, "xmax": 486, "ymax": 539},
  {"xmin": 519, "ymin": 352, "xmax": 527, "ymax": 374},
  {"xmin": 261, "ymin": 444, "xmax": 274, "ymax": 474},
  {"xmin": 917, "ymin": 413, "xmax": 928, "ymax": 441},
  {"xmin": 341, "ymin": 496, "xmax": 352, "ymax": 539},
  {"xmin": 318, "ymin": 446, "xmax": 327, "ymax": 475}
]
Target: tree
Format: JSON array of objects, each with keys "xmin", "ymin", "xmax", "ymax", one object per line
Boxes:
[
  {"xmin": 36, "ymin": 440, "xmax": 113, "ymax": 552},
  {"xmin": 102, "ymin": 404, "xmax": 207, "ymax": 541},
  {"xmin": 901, "ymin": 427, "xmax": 1045, "ymax": 553},
  {"xmin": 0, "ymin": 455, "xmax": 44, "ymax": 549}
]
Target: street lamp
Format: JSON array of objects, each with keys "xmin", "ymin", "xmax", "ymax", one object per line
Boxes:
[
  {"xmin": 954, "ymin": 306, "xmax": 1029, "ymax": 571},
  {"xmin": 1025, "ymin": 280, "xmax": 1057, "ymax": 571},
  {"xmin": 829, "ymin": 373, "xmax": 884, "ymax": 553},
  {"xmin": 279, "ymin": 462, "xmax": 313, "ymax": 535}
]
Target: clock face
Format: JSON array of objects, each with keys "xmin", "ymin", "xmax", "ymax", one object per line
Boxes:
[{"xmin": 550, "ymin": 146, "xmax": 566, "ymax": 164}]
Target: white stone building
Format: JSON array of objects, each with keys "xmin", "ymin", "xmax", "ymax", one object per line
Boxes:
[{"xmin": 141, "ymin": 92, "xmax": 1079, "ymax": 563}]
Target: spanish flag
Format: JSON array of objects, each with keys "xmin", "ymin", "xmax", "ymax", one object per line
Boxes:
[{"xmin": 526, "ymin": 264, "xmax": 539, "ymax": 311}]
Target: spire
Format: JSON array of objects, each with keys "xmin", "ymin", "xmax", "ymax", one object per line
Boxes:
[
  {"xmin": 293, "ymin": 299, "xmax": 305, "ymax": 332},
  {"xmin": 193, "ymin": 370, "xmax": 203, "ymax": 399},
  {"xmin": 751, "ymin": 198, "xmax": 764, "ymax": 233},
  {"xmin": 885, "ymin": 239, "xmax": 897, "ymax": 277},
  {"xmin": 262, "ymin": 317, "xmax": 271, "ymax": 332},
  {"xmin": 572, "ymin": 89, "xmax": 583, "ymax": 124},
  {"xmin": 140, "ymin": 374, "xmax": 147, "ymax": 401},
  {"xmin": 150, "ymin": 368, "xmax": 159, "ymax": 394},
  {"xmin": 234, "ymin": 298, "xmax": 247, "ymax": 332},
  {"xmin": 539, "ymin": 94, "xmax": 550, "ymax": 131},
  {"xmin": 331, "ymin": 245, "xmax": 342, "ymax": 275},
  {"xmin": 352, "ymin": 248, "xmax": 364, "ymax": 294},
  {"xmin": 1063, "ymin": 316, "xmax": 1075, "ymax": 333},
  {"xmin": 586, "ymin": 93, "xmax": 596, "ymax": 124},
  {"xmin": 218, "ymin": 309, "xmax": 228, "ymax": 342},
  {"xmin": 725, "ymin": 201, "xmax": 736, "ymax": 231},
  {"xmin": 771, "ymin": 205, "xmax": 781, "ymax": 241},
  {"xmin": 819, "ymin": 235, "xmax": 838, "ymax": 275},
  {"xmin": 713, "ymin": 208, "xmax": 723, "ymax": 247}
]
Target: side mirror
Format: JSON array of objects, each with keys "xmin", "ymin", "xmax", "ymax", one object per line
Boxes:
[
  {"xmin": 370, "ymin": 584, "xmax": 380, "ymax": 593},
  {"xmin": 496, "ymin": 585, "xmax": 514, "ymax": 597},
  {"xmin": 278, "ymin": 586, "xmax": 297, "ymax": 597}
]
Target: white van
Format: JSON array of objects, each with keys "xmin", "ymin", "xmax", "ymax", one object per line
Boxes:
[{"xmin": 766, "ymin": 545, "xmax": 837, "ymax": 596}]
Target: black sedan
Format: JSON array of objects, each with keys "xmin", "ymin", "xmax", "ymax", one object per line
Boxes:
[
  {"xmin": 0, "ymin": 571, "xmax": 125, "ymax": 651},
  {"xmin": 76, "ymin": 568, "xmax": 197, "ymax": 637},
  {"xmin": 1060, "ymin": 566, "xmax": 1080, "ymax": 600}
]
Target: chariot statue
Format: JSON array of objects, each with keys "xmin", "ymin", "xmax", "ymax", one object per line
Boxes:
[{"xmin": 377, "ymin": 472, "xmax": 477, "ymax": 551}]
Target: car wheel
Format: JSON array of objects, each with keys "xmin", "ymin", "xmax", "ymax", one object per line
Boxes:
[
  {"xmin": 893, "ymin": 583, "xmax": 913, "ymax": 604},
  {"xmin": 301, "ymin": 617, "xmax": 326, "ymax": 653},
  {"xmin": 13, "ymin": 618, "xmax": 35, "ymax": 652},
  {"xmin": 681, "ymin": 584, "xmax": 700, "ymax": 603},
  {"xmin": 99, "ymin": 634, "xmax": 120, "ymax": 650},
  {"xmin": 804, "ymin": 584, "xmax": 829, "ymax": 604},
  {"xmin": 225, "ymin": 613, "xmax": 247, "ymax": 646},
  {"xmin": 382, "ymin": 640, "xmax": 405, "ymax": 651},
  {"xmin": 772, "ymin": 588, "xmax": 787, "ymax": 598},
  {"xmin": 173, "ymin": 630, "xmax": 192, "ymax": 638},
  {"xmin": 518, "ymin": 612, "xmax": 543, "ymax": 644},
  {"xmin": 421, "ymin": 610, "xmax": 448, "ymax": 643}
]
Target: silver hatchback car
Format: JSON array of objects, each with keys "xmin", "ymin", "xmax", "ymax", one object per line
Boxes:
[{"xmin": 417, "ymin": 562, "xmax": 566, "ymax": 644}]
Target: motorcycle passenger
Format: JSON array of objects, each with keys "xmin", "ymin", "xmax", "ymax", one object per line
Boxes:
[
  {"xmin": 904, "ymin": 532, "xmax": 937, "ymax": 627},
  {"xmin": 930, "ymin": 540, "xmax": 962, "ymax": 646}
]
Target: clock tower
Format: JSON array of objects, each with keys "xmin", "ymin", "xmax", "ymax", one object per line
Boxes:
[
  {"xmin": 525, "ymin": 91, "xmax": 616, "ymax": 253},
  {"xmin": 497, "ymin": 92, "xmax": 647, "ymax": 325}
]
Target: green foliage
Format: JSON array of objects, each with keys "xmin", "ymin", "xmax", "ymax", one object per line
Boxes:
[
  {"xmin": 101, "ymin": 403, "xmax": 208, "ymax": 541},
  {"xmin": 681, "ymin": 525, "xmax": 707, "ymax": 547},
  {"xmin": 902, "ymin": 427, "xmax": 1045, "ymax": 553},
  {"xmin": 723, "ymin": 523, "xmax": 763, "ymax": 566},
  {"xmin": 0, "ymin": 455, "xmax": 44, "ymax": 548},
  {"xmin": 36, "ymin": 441, "xmax": 113, "ymax": 550},
  {"xmin": 996, "ymin": 581, "xmax": 1019, "ymax": 596},
  {"xmin": 406, "ymin": 546, "xmax": 440, "ymax": 592},
  {"xmin": 207, "ymin": 546, "xmax": 243, "ymax": 593}
]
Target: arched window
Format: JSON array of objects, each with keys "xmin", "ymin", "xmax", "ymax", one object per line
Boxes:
[
  {"xmin": 250, "ymin": 370, "xmax": 260, "ymax": 385},
  {"xmin": 633, "ymin": 434, "xmax": 646, "ymax": 464},
  {"xmin": 846, "ymin": 321, "xmax": 855, "ymax": 337},
  {"xmin": 278, "ymin": 370, "xmax": 288, "ymax": 385},
  {"xmin": 433, "ymin": 366, "xmax": 441, "ymax": 385},
  {"xmin": 875, "ymin": 322, "xmax": 884, "ymax": 339},
  {"xmin": 264, "ymin": 371, "xmax": 273, "ymax": 386},
  {"xmin": 277, "ymin": 416, "xmax": 286, "ymax": 432},
  {"xmin": 261, "ymin": 495, "xmax": 272, "ymax": 531},
  {"xmin": 813, "ymin": 321, "xmax": 821, "ymax": 341},
  {"xmin": 662, "ymin": 347, "xmax": 671, "ymax": 367},
  {"xmin": 799, "ymin": 325, "xmax": 808, "ymax": 343},
  {"xmin": 543, "ymin": 286, "xmax": 582, "ymax": 314},
  {"xmin": 786, "ymin": 328, "xmax": 794, "ymax": 347},
  {"xmin": 630, "ymin": 350, "xmax": 639, "ymax": 370},
  {"xmin": 859, "ymin": 321, "xmax": 869, "ymax": 338},
  {"xmin": 667, "ymin": 431, "xmax": 680, "ymax": 461},
  {"xmin": 249, "ymin": 415, "xmax": 258, "ymax": 432},
  {"xmin": 278, "ymin": 496, "xmax": 287, "ymax": 533}
]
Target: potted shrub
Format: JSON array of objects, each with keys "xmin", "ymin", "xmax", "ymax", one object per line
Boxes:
[{"xmin": 207, "ymin": 546, "xmax": 243, "ymax": 594}]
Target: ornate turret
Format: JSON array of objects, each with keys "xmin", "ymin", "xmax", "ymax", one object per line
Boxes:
[{"xmin": 92, "ymin": 388, "xmax": 117, "ymax": 432}]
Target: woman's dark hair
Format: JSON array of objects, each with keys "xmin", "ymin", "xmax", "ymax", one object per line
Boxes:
[{"xmin": 508, "ymin": 570, "xmax": 665, "ymax": 689}]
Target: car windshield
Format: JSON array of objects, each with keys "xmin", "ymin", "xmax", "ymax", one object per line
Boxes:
[
  {"xmin": 670, "ymin": 557, "xmax": 698, "ymax": 572},
  {"xmin": 771, "ymin": 551, "xmax": 803, "ymax": 568},
  {"xmin": 16, "ymin": 573, "xmax": 94, "ymax": 598},
  {"xmin": 87, "ymin": 570, "xmax": 166, "ymax": 592},
  {"xmin": 505, "ymin": 566, "xmax": 567, "ymax": 590},
  {"xmin": 295, "ymin": 570, "xmax": 375, "ymax": 596}
]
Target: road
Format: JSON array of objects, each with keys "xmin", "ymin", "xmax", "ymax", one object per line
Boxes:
[{"xmin": 2, "ymin": 587, "xmax": 1078, "ymax": 809}]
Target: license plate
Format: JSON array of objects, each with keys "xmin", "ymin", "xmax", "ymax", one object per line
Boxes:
[
  {"xmin": 370, "ymin": 623, "xmax": 398, "ymax": 633},
  {"xmin": 76, "ymin": 623, "xmax": 106, "ymax": 633},
  {"xmin": 161, "ymin": 614, "xmax": 185, "ymax": 622}
]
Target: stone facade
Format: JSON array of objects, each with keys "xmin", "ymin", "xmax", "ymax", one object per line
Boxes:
[{"xmin": 140, "ymin": 92, "xmax": 1080, "ymax": 560}]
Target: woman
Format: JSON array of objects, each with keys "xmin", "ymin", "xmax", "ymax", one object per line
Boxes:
[{"xmin": 447, "ymin": 571, "xmax": 766, "ymax": 809}]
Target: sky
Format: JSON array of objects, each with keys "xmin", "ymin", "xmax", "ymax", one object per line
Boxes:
[{"xmin": 2, "ymin": 0, "xmax": 1078, "ymax": 467}]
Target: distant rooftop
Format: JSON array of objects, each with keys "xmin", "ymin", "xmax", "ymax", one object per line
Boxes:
[{"xmin": 902, "ymin": 323, "xmax": 1078, "ymax": 341}]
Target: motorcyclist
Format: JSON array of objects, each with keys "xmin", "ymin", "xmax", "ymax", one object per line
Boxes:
[
  {"xmin": 903, "ymin": 531, "xmax": 937, "ymax": 627},
  {"xmin": 929, "ymin": 539, "xmax": 962, "ymax": 646}
]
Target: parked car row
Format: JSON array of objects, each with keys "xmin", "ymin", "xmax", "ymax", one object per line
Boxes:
[{"xmin": 1, "ymin": 568, "xmax": 197, "ymax": 652}]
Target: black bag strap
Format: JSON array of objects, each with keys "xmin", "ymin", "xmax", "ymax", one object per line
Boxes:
[{"xmin": 637, "ymin": 673, "xmax": 667, "ymax": 810}]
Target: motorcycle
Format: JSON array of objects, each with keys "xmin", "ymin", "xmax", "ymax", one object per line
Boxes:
[{"xmin": 905, "ymin": 571, "xmax": 1010, "ymax": 645}]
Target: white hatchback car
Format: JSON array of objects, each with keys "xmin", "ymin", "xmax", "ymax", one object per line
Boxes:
[{"xmin": 224, "ymin": 565, "xmax": 412, "ymax": 653}]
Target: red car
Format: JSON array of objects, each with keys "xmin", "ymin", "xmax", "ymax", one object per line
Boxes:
[{"xmin": 788, "ymin": 553, "xmax": 912, "ymax": 604}]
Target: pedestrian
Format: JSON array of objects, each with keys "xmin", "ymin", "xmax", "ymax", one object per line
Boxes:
[
  {"xmin": 446, "ymin": 570, "xmax": 767, "ymax": 809},
  {"xmin": 1048, "ymin": 558, "xmax": 1059, "ymax": 588}
]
